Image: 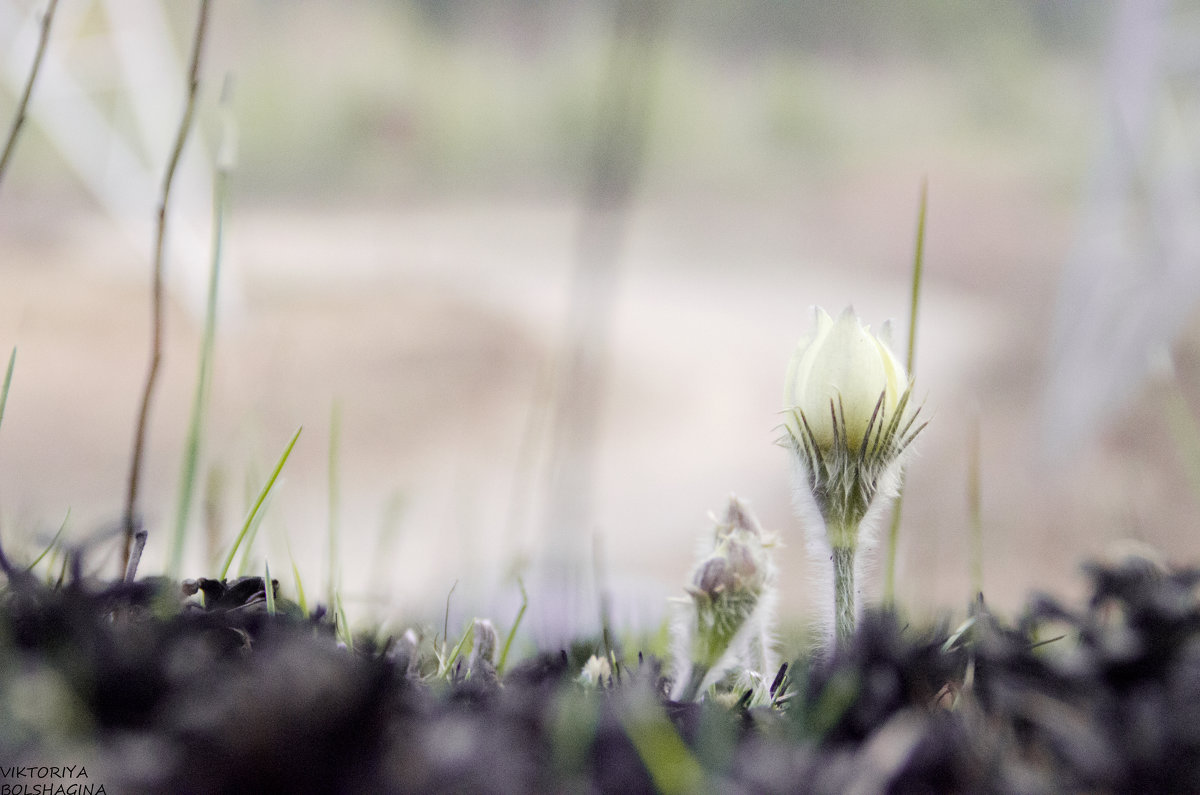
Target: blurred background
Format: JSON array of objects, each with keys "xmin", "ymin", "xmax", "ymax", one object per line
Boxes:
[{"xmin": 1, "ymin": 0, "xmax": 1200, "ymax": 638}]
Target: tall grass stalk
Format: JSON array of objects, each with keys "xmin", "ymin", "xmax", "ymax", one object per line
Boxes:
[
  {"xmin": 264, "ymin": 560, "xmax": 276, "ymax": 616},
  {"xmin": 967, "ymin": 408, "xmax": 983, "ymax": 598},
  {"xmin": 1162, "ymin": 370, "xmax": 1200, "ymax": 500},
  {"xmin": 497, "ymin": 577, "xmax": 528, "ymax": 675},
  {"xmin": 441, "ymin": 579, "xmax": 458, "ymax": 659},
  {"xmin": 122, "ymin": 0, "xmax": 213, "ymax": 577},
  {"xmin": 0, "ymin": 0, "xmax": 60, "ymax": 190},
  {"xmin": 168, "ymin": 99, "xmax": 231, "ymax": 580},
  {"xmin": 0, "ymin": 348, "xmax": 16, "ymax": 574},
  {"xmin": 438, "ymin": 623, "xmax": 474, "ymax": 678},
  {"xmin": 284, "ymin": 531, "xmax": 308, "ymax": 615},
  {"xmin": 0, "ymin": 347, "xmax": 16, "ymax": 432},
  {"xmin": 327, "ymin": 401, "xmax": 342, "ymax": 613},
  {"xmin": 24, "ymin": 509, "xmax": 69, "ymax": 573},
  {"xmin": 883, "ymin": 179, "xmax": 927, "ymax": 606},
  {"xmin": 235, "ymin": 492, "xmax": 272, "ymax": 576},
  {"xmin": 218, "ymin": 427, "xmax": 302, "ymax": 580},
  {"xmin": 335, "ymin": 592, "xmax": 353, "ymax": 650}
]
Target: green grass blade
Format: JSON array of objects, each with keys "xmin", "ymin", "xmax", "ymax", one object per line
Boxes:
[
  {"xmin": 883, "ymin": 179, "xmax": 927, "ymax": 606},
  {"xmin": 441, "ymin": 579, "xmax": 458, "ymax": 657},
  {"xmin": 168, "ymin": 140, "xmax": 229, "ymax": 580},
  {"xmin": 438, "ymin": 622, "xmax": 474, "ymax": 679},
  {"xmin": 327, "ymin": 400, "xmax": 342, "ymax": 613},
  {"xmin": 219, "ymin": 426, "xmax": 302, "ymax": 580},
  {"xmin": 264, "ymin": 559, "xmax": 276, "ymax": 616},
  {"xmin": 620, "ymin": 703, "xmax": 707, "ymax": 795},
  {"xmin": 967, "ymin": 408, "xmax": 983, "ymax": 598},
  {"xmin": 24, "ymin": 508, "xmax": 69, "ymax": 573},
  {"xmin": 236, "ymin": 492, "xmax": 272, "ymax": 576},
  {"xmin": 0, "ymin": 347, "xmax": 15, "ymax": 432},
  {"xmin": 0, "ymin": 347, "xmax": 17, "ymax": 568},
  {"xmin": 496, "ymin": 576, "xmax": 528, "ymax": 675},
  {"xmin": 905, "ymin": 179, "xmax": 927, "ymax": 376},
  {"xmin": 335, "ymin": 591, "xmax": 353, "ymax": 650},
  {"xmin": 284, "ymin": 530, "xmax": 308, "ymax": 616}
]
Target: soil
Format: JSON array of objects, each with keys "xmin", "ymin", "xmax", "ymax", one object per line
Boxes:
[{"xmin": 2, "ymin": 555, "xmax": 1198, "ymax": 792}]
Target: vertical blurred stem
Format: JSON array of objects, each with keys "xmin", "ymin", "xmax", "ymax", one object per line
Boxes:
[
  {"xmin": 967, "ymin": 408, "xmax": 983, "ymax": 599},
  {"xmin": 169, "ymin": 79, "xmax": 233, "ymax": 580},
  {"xmin": 676, "ymin": 663, "xmax": 709, "ymax": 703},
  {"xmin": 219, "ymin": 427, "xmax": 302, "ymax": 580},
  {"xmin": 0, "ymin": 348, "xmax": 16, "ymax": 575},
  {"xmin": 122, "ymin": 0, "xmax": 212, "ymax": 576},
  {"xmin": 327, "ymin": 400, "xmax": 342, "ymax": 611},
  {"xmin": 883, "ymin": 179, "xmax": 927, "ymax": 606},
  {"xmin": 1162, "ymin": 372, "xmax": 1200, "ymax": 499},
  {"xmin": 0, "ymin": 348, "xmax": 15, "ymax": 431},
  {"xmin": 0, "ymin": 0, "xmax": 60, "ymax": 191},
  {"xmin": 540, "ymin": 0, "xmax": 670, "ymax": 566}
]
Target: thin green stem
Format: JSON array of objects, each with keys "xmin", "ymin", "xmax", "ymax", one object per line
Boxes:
[
  {"xmin": 1163, "ymin": 377, "xmax": 1200, "ymax": 500},
  {"xmin": 0, "ymin": 347, "xmax": 15, "ymax": 432},
  {"xmin": 676, "ymin": 663, "xmax": 709, "ymax": 703},
  {"xmin": 264, "ymin": 560, "xmax": 276, "ymax": 616},
  {"xmin": 219, "ymin": 426, "xmax": 302, "ymax": 580},
  {"xmin": 496, "ymin": 576, "xmax": 527, "ymax": 675},
  {"xmin": 169, "ymin": 98, "xmax": 230, "ymax": 579},
  {"xmin": 327, "ymin": 400, "xmax": 341, "ymax": 612},
  {"xmin": 883, "ymin": 179, "xmax": 927, "ymax": 606},
  {"xmin": 967, "ymin": 409, "xmax": 983, "ymax": 599},
  {"xmin": 0, "ymin": 348, "xmax": 17, "ymax": 576},
  {"xmin": 832, "ymin": 543, "xmax": 857, "ymax": 646},
  {"xmin": 905, "ymin": 179, "xmax": 927, "ymax": 375},
  {"xmin": 24, "ymin": 509, "xmax": 68, "ymax": 573},
  {"xmin": 285, "ymin": 530, "xmax": 308, "ymax": 616}
]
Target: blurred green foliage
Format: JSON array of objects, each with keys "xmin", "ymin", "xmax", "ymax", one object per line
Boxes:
[{"xmin": 1, "ymin": 0, "xmax": 1108, "ymax": 199}]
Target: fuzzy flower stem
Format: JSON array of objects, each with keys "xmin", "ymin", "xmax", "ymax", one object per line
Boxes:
[
  {"xmin": 677, "ymin": 664, "xmax": 710, "ymax": 703},
  {"xmin": 832, "ymin": 543, "xmax": 857, "ymax": 645}
]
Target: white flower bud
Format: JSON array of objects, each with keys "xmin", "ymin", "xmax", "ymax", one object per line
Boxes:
[
  {"xmin": 783, "ymin": 306, "xmax": 907, "ymax": 451},
  {"xmin": 780, "ymin": 305, "xmax": 925, "ymax": 649},
  {"xmin": 578, "ymin": 654, "xmax": 612, "ymax": 687}
]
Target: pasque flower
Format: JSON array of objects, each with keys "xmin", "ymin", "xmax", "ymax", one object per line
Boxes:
[
  {"xmin": 782, "ymin": 306, "xmax": 923, "ymax": 646},
  {"xmin": 784, "ymin": 306, "xmax": 908, "ymax": 451},
  {"xmin": 671, "ymin": 496, "xmax": 778, "ymax": 702}
]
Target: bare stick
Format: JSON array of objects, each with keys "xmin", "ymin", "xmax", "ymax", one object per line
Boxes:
[
  {"xmin": 123, "ymin": 529, "xmax": 148, "ymax": 583},
  {"xmin": 121, "ymin": 0, "xmax": 213, "ymax": 576},
  {"xmin": 0, "ymin": 0, "xmax": 60, "ymax": 190}
]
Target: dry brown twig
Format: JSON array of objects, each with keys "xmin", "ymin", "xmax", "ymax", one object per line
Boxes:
[
  {"xmin": 0, "ymin": 0, "xmax": 60, "ymax": 191},
  {"xmin": 121, "ymin": 0, "xmax": 214, "ymax": 577}
]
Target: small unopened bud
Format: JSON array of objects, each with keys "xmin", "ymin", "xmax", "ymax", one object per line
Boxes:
[
  {"xmin": 578, "ymin": 654, "xmax": 612, "ymax": 688},
  {"xmin": 471, "ymin": 619, "xmax": 497, "ymax": 668},
  {"xmin": 388, "ymin": 628, "xmax": 421, "ymax": 676},
  {"xmin": 672, "ymin": 496, "xmax": 779, "ymax": 701},
  {"xmin": 692, "ymin": 530, "xmax": 765, "ymax": 603},
  {"xmin": 694, "ymin": 556, "xmax": 731, "ymax": 598},
  {"xmin": 715, "ymin": 494, "xmax": 765, "ymax": 540}
]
